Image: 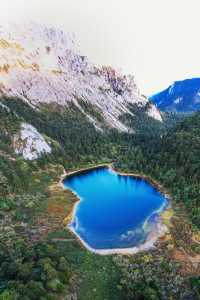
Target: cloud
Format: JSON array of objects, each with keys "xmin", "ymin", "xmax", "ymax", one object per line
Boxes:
[{"xmin": 1, "ymin": 0, "xmax": 200, "ymax": 94}]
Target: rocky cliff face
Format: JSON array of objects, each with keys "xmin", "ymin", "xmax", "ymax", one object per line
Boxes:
[
  {"xmin": 0, "ymin": 23, "xmax": 162, "ymax": 131},
  {"xmin": 13, "ymin": 122, "xmax": 51, "ymax": 160}
]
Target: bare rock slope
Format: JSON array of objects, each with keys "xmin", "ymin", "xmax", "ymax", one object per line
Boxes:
[
  {"xmin": 0, "ymin": 23, "xmax": 162, "ymax": 131},
  {"xmin": 14, "ymin": 122, "xmax": 51, "ymax": 160}
]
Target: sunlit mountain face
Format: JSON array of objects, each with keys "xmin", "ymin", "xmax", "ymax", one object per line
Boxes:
[{"xmin": 0, "ymin": 23, "xmax": 162, "ymax": 133}]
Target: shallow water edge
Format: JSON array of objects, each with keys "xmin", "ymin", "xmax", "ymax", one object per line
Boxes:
[{"xmin": 61, "ymin": 163, "xmax": 172, "ymax": 255}]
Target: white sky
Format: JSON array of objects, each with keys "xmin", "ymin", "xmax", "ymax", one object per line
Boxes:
[{"xmin": 1, "ymin": 0, "xmax": 200, "ymax": 95}]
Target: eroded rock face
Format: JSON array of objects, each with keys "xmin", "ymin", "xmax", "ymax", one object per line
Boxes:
[
  {"xmin": 146, "ymin": 103, "xmax": 163, "ymax": 121},
  {"xmin": 0, "ymin": 22, "xmax": 162, "ymax": 131},
  {"xmin": 14, "ymin": 122, "xmax": 51, "ymax": 160}
]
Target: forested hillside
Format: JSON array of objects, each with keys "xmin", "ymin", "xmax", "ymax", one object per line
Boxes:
[
  {"xmin": 0, "ymin": 96, "xmax": 200, "ymax": 299},
  {"xmin": 116, "ymin": 112, "xmax": 200, "ymax": 228}
]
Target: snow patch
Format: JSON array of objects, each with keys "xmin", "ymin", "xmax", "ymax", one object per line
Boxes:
[
  {"xmin": 14, "ymin": 122, "xmax": 51, "ymax": 160},
  {"xmin": 174, "ymin": 97, "xmax": 182, "ymax": 104},
  {"xmin": 168, "ymin": 82, "xmax": 175, "ymax": 95}
]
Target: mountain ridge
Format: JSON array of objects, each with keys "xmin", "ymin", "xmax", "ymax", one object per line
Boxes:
[
  {"xmin": 0, "ymin": 22, "xmax": 162, "ymax": 132},
  {"xmin": 0, "ymin": 23, "xmax": 200, "ymax": 299},
  {"xmin": 151, "ymin": 77, "xmax": 200, "ymax": 113}
]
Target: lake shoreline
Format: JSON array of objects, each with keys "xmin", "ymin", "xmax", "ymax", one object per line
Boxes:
[
  {"xmin": 67, "ymin": 220, "xmax": 168, "ymax": 255},
  {"xmin": 61, "ymin": 163, "xmax": 172, "ymax": 255},
  {"xmin": 62, "ymin": 163, "xmax": 172, "ymax": 201}
]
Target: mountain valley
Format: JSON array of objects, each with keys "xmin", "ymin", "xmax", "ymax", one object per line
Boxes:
[{"xmin": 0, "ymin": 23, "xmax": 200, "ymax": 300}]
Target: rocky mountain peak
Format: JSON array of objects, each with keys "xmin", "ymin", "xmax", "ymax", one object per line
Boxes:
[{"xmin": 0, "ymin": 22, "xmax": 162, "ymax": 131}]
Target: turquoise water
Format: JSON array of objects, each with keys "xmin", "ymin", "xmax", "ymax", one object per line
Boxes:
[{"xmin": 63, "ymin": 167, "xmax": 168, "ymax": 250}]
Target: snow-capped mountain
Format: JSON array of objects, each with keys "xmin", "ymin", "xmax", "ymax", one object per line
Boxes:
[
  {"xmin": 151, "ymin": 78, "xmax": 200, "ymax": 113},
  {"xmin": 0, "ymin": 23, "xmax": 162, "ymax": 131}
]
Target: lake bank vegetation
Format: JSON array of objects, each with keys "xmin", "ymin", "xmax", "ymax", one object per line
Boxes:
[{"xmin": 0, "ymin": 97, "xmax": 200, "ymax": 299}]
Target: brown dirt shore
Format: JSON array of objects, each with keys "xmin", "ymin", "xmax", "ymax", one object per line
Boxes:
[{"xmin": 61, "ymin": 163, "xmax": 110, "ymax": 180}]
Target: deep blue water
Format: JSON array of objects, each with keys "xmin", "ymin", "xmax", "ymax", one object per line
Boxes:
[{"xmin": 63, "ymin": 167, "xmax": 168, "ymax": 250}]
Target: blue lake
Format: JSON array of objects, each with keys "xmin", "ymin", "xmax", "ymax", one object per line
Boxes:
[{"xmin": 63, "ymin": 167, "xmax": 168, "ymax": 251}]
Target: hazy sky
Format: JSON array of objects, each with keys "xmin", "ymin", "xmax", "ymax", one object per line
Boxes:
[{"xmin": 1, "ymin": 0, "xmax": 200, "ymax": 95}]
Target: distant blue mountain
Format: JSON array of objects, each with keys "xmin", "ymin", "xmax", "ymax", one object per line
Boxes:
[{"xmin": 150, "ymin": 78, "xmax": 200, "ymax": 112}]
